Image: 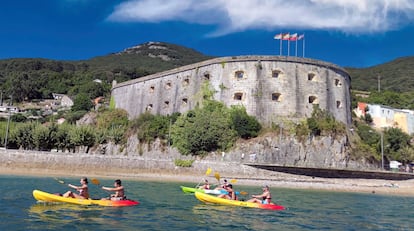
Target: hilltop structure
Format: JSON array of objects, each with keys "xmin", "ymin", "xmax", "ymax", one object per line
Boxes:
[{"xmin": 111, "ymin": 55, "xmax": 352, "ymax": 126}]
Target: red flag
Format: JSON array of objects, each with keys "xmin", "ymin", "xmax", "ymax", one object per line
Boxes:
[
  {"xmin": 282, "ymin": 33, "xmax": 290, "ymax": 40},
  {"xmin": 289, "ymin": 33, "xmax": 298, "ymax": 41},
  {"xmin": 298, "ymin": 34, "xmax": 305, "ymax": 40},
  {"xmin": 274, "ymin": 33, "xmax": 282, "ymax": 39}
]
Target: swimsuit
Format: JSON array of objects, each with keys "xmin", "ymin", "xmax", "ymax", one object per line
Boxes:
[{"xmin": 261, "ymin": 196, "xmax": 271, "ymax": 204}]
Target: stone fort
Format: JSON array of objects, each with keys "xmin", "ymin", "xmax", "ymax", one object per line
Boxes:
[{"xmin": 111, "ymin": 55, "xmax": 352, "ymax": 126}]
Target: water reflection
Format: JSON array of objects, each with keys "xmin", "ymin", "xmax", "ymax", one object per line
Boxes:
[
  {"xmin": 192, "ymin": 203, "xmax": 286, "ymax": 230},
  {"xmin": 27, "ymin": 202, "xmax": 129, "ymax": 230},
  {"xmin": 28, "ymin": 203, "xmax": 107, "ymax": 222}
]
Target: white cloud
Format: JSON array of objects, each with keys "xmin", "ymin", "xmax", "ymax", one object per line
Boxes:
[{"xmin": 107, "ymin": 0, "xmax": 414, "ymax": 35}]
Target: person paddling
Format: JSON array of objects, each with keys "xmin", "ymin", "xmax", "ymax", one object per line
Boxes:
[
  {"xmin": 217, "ymin": 183, "xmax": 237, "ymax": 200},
  {"xmin": 247, "ymin": 185, "xmax": 272, "ymax": 204},
  {"xmin": 102, "ymin": 179, "xmax": 126, "ymax": 201},
  {"xmin": 198, "ymin": 179, "xmax": 210, "ymax": 189},
  {"xmin": 62, "ymin": 177, "xmax": 89, "ymax": 199}
]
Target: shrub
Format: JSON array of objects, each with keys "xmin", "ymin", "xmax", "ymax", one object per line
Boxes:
[
  {"xmin": 171, "ymin": 100, "xmax": 238, "ymax": 155},
  {"xmin": 174, "ymin": 159, "xmax": 194, "ymax": 167},
  {"xmin": 229, "ymin": 105, "xmax": 261, "ymax": 139}
]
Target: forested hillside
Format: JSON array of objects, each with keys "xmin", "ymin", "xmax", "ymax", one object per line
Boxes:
[
  {"xmin": 346, "ymin": 56, "xmax": 414, "ymax": 92},
  {"xmin": 0, "ymin": 42, "xmax": 212, "ymax": 102}
]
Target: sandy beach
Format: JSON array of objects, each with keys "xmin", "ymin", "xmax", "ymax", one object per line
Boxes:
[{"xmin": 2, "ymin": 165, "xmax": 414, "ymax": 197}]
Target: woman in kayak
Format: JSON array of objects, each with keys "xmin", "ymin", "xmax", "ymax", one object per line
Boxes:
[
  {"xmin": 62, "ymin": 177, "xmax": 89, "ymax": 199},
  {"xmin": 217, "ymin": 183, "xmax": 237, "ymax": 200},
  {"xmin": 198, "ymin": 179, "xmax": 210, "ymax": 189},
  {"xmin": 247, "ymin": 185, "xmax": 272, "ymax": 204},
  {"xmin": 102, "ymin": 179, "xmax": 126, "ymax": 201},
  {"xmin": 214, "ymin": 179, "xmax": 228, "ymax": 190}
]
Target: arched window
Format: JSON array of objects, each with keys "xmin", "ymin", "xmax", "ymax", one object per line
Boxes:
[
  {"xmin": 203, "ymin": 72, "xmax": 210, "ymax": 80},
  {"xmin": 335, "ymin": 79, "xmax": 342, "ymax": 87},
  {"xmin": 235, "ymin": 71, "xmax": 244, "ymax": 79},
  {"xmin": 146, "ymin": 104, "xmax": 153, "ymax": 111},
  {"xmin": 149, "ymin": 86, "xmax": 155, "ymax": 93},
  {"xmin": 271, "ymin": 93, "xmax": 282, "ymax": 102},
  {"xmin": 165, "ymin": 82, "xmax": 172, "ymax": 89},
  {"xmin": 183, "ymin": 78, "xmax": 190, "ymax": 86},
  {"xmin": 308, "ymin": 96, "xmax": 318, "ymax": 104},
  {"xmin": 336, "ymin": 100, "xmax": 342, "ymax": 108},
  {"xmin": 308, "ymin": 73, "xmax": 316, "ymax": 81},
  {"xmin": 182, "ymin": 98, "xmax": 188, "ymax": 105},
  {"xmin": 164, "ymin": 101, "xmax": 170, "ymax": 108},
  {"xmin": 233, "ymin": 92, "xmax": 243, "ymax": 101},
  {"xmin": 272, "ymin": 70, "xmax": 283, "ymax": 78}
]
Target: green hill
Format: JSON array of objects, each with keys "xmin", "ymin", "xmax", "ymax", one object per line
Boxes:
[
  {"xmin": 346, "ymin": 56, "xmax": 414, "ymax": 92},
  {"xmin": 0, "ymin": 42, "xmax": 213, "ymax": 102}
]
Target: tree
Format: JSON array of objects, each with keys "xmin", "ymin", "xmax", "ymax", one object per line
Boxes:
[
  {"xmin": 55, "ymin": 123, "xmax": 74, "ymax": 152},
  {"xmin": 32, "ymin": 124, "xmax": 52, "ymax": 151},
  {"xmin": 13, "ymin": 122, "xmax": 36, "ymax": 150},
  {"xmin": 69, "ymin": 125, "xmax": 95, "ymax": 153},
  {"xmin": 96, "ymin": 109, "xmax": 129, "ymax": 130},
  {"xmin": 229, "ymin": 105, "xmax": 261, "ymax": 139},
  {"xmin": 171, "ymin": 100, "xmax": 238, "ymax": 155},
  {"xmin": 71, "ymin": 93, "xmax": 93, "ymax": 112},
  {"xmin": 384, "ymin": 127, "xmax": 411, "ymax": 161}
]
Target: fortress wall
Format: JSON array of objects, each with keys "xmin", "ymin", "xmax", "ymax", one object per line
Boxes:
[{"xmin": 112, "ymin": 56, "xmax": 351, "ymax": 126}]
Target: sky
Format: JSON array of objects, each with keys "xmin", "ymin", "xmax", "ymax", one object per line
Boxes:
[{"xmin": 1, "ymin": 0, "xmax": 414, "ymax": 68}]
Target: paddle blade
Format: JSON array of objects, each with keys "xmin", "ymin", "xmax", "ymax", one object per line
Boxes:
[
  {"xmin": 214, "ymin": 172, "xmax": 220, "ymax": 181},
  {"xmin": 205, "ymin": 167, "xmax": 212, "ymax": 176},
  {"xmin": 240, "ymin": 191, "xmax": 249, "ymax": 195},
  {"xmin": 91, "ymin": 178, "xmax": 100, "ymax": 185},
  {"xmin": 54, "ymin": 177, "xmax": 65, "ymax": 184},
  {"xmin": 230, "ymin": 179, "xmax": 237, "ymax": 184}
]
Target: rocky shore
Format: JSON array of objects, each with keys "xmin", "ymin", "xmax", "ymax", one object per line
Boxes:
[{"xmin": 1, "ymin": 149, "xmax": 413, "ymax": 197}]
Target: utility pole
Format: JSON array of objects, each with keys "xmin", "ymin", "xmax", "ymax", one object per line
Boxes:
[
  {"xmin": 378, "ymin": 75, "xmax": 381, "ymax": 93},
  {"xmin": 381, "ymin": 131, "xmax": 384, "ymax": 170}
]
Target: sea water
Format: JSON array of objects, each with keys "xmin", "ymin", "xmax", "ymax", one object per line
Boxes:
[{"xmin": 0, "ymin": 175, "xmax": 413, "ymax": 231}]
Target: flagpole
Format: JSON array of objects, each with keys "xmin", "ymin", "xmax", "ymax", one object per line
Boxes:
[
  {"xmin": 279, "ymin": 38, "xmax": 282, "ymax": 56},
  {"xmin": 295, "ymin": 39, "xmax": 298, "ymax": 57},
  {"xmin": 287, "ymin": 39, "xmax": 290, "ymax": 56},
  {"xmin": 303, "ymin": 34, "xmax": 305, "ymax": 58}
]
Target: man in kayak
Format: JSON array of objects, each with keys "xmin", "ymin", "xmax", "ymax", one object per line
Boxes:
[
  {"xmin": 62, "ymin": 177, "xmax": 89, "ymax": 199},
  {"xmin": 198, "ymin": 179, "xmax": 210, "ymax": 189},
  {"xmin": 217, "ymin": 183, "xmax": 237, "ymax": 200},
  {"xmin": 247, "ymin": 185, "xmax": 272, "ymax": 204},
  {"xmin": 102, "ymin": 179, "xmax": 126, "ymax": 201}
]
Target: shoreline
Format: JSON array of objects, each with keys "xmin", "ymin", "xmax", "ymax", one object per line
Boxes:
[{"xmin": 2, "ymin": 166, "xmax": 414, "ymax": 197}]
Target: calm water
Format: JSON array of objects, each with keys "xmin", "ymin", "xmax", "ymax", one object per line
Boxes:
[{"xmin": 0, "ymin": 175, "xmax": 413, "ymax": 231}]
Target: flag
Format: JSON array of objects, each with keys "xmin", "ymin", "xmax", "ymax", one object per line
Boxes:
[
  {"xmin": 282, "ymin": 33, "xmax": 290, "ymax": 40},
  {"xmin": 289, "ymin": 33, "xmax": 298, "ymax": 41},
  {"xmin": 298, "ymin": 34, "xmax": 305, "ymax": 40},
  {"xmin": 274, "ymin": 33, "xmax": 282, "ymax": 39}
]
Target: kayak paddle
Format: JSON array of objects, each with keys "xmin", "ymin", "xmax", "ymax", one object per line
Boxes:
[
  {"xmin": 196, "ymin": 168, "xmax": 212, "ymax": 188},
  {"xmin": 214, "ymin": 172, "xmax": 220, "ymax": 183},
  {"xmin": 54, "ymin": 177, "xmax": 65, "ymax": 184},
  {"xmin": 91, "ymin": 178, "xmax": 101, "ymax": 186}
]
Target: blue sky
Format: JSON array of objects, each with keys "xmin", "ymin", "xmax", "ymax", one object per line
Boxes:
[{"xmin": 1, "ymin": 0, "xmax": 414, "ymax": 68}]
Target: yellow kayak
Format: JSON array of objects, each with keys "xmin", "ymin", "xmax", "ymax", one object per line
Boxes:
[
  {"xmin": 194, "ymin": 191, "xmax": 285, "ymax": 210},
  {"xmin": 33, "ymin": 189, "xmax": 139, "ymax": 207}
]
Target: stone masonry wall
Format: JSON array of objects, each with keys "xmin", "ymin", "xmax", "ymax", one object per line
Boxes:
[{"xmin": 112, "ymin": 55, "xmax": 352, "ymax": 126}]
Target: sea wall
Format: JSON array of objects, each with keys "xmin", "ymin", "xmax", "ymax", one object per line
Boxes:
[
  {"xmin": 1, "ymin": 131, "xmax": 376, "ymax": 176},
  {"xmin": 0, "ymin": 132, "xmax": 377, "ymax": 179}
]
